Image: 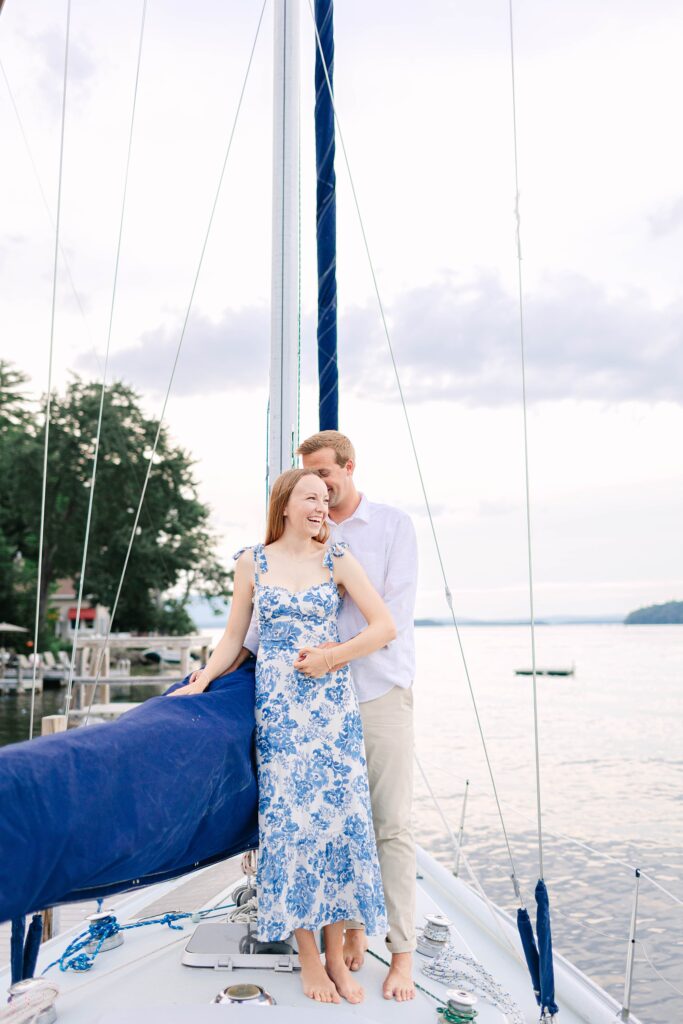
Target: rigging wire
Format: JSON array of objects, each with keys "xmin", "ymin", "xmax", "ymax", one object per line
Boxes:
[
  {"xmin": 414, "ymin": 752, "xmax": 524, "ymax": 963},
  {"xmin": 0, "ymin": 59, "xmax": 82, "ymax": 309},
  {"xmin": 305, "ymin": 0, "xmax": 523, "ymax": 901},
  {"xmin": 417, "ymin": 758, "xmax": 683, "ymax": 911},
  {"xmin": 83, "ymin": 0, "xmax": 269, "ymax": 723},
  {"xmin": 0, "ymin": 55, "xmax": 179, "ymax": 610},
  {"xmin": 416, "ymin": 760, "xmax": 679, "ymax": 1008},
  {"xmin": 507, "ymin": 0, "xmax": 545, "ymax": 882},
  {"xmin": 28, "ymin": 0, "xmax": 71, "ymax": 741},
  {"xmin": 636, "ymin": 940, "xmax": 683, "ymax": 999},
  {"xmin": 63, "ymin": 0, "xmax": 148, "ymax": 721}
]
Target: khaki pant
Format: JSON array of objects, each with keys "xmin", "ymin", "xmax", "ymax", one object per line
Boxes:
[{"xmin": 349, "ymin": 684, "xmax": 416, "ymax": 953}]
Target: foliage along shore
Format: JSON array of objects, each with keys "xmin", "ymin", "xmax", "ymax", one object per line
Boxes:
[
  {"xmin": 624, "ymin": 601, "xmax": 683, "ymax": 624},
  {"xmin": 0, "ymin": 361, "xmax": 232, "ymax": 650}
]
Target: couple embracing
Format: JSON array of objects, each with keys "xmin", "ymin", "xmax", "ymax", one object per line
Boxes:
[{"xmin": 170, "ymin": 431, "xmax": 417, "ymax": 1005}]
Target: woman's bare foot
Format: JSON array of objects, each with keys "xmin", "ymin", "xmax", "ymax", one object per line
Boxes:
[
  {"xmin": 383, "ymin": 952, "xmax": 416, "ymax": 1001},
  {"xmin": 325, "ymin": 956, "xmax": 365, "ymax": 1003},
  {"xmin": 342, "ymin": 928, "xmax": 369, "ymax": 970},
  {"xmin": 299, "ymin": 952, "xmax": 341, "ymax": 1003}
]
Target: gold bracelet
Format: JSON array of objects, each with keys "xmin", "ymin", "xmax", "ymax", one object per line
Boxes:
[{"xmin": 323, "ymin": 649, "xmax": 335, "ymax": 673}]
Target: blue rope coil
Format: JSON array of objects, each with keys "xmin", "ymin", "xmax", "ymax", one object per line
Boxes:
[
  {"xmin": 43, "ymin": 911, "xmax": 181, "ymax": 974},
  {"xmin": 43, "ymin": 901, "xmax": 236, "ymax": 974}
]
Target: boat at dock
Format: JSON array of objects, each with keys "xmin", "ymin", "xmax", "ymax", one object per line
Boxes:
[{"xmin": 140, "ymin": 647, "xmax": 200, "ymax": 668}]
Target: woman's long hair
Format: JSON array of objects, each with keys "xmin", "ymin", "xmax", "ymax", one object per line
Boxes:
[{"xmin": 265, "ymin": 468, "xmax": 330, "ymax": 546}]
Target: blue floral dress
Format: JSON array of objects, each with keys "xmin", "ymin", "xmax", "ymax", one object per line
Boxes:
[{"xmin": 234, "ymin": 541, "xmax": 387, "ymax": 942}]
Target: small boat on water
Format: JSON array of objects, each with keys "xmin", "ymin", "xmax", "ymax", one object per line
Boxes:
[
  {"xmin": 141, "ymin": 648, "xmax": 199, "ymax": 667},
  {"xmin": 515, "ymin": 666, "xmax": 575, "ymax": 677}
]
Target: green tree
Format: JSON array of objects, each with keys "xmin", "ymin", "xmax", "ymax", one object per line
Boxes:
[
  {"xmin": 0, "ymin": 362, "xmax": 39, "ymax": 639},
  {"xmin": 1, "ymin": 369, "xmax": 232, "ymax": 639}
]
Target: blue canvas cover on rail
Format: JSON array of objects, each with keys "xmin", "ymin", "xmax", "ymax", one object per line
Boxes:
[{"xmin": 0, "ymin": 661, "xmax": 258, "ymax": 924}]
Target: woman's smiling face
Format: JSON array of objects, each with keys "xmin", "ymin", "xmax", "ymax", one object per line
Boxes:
[{"xmin": 284, "ymin": 474, "xmax": 329, "ymax": 536}]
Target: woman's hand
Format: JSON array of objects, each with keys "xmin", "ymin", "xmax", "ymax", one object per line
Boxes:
[
  {"xmin": 319, "ymin": 641, "xmax": 348, "ymax": 669},
  {"xmin": 293, "ymin": 646, "xmax": 335, "ymax": 679},
  {"xmin": 167, "ymin": 672, "xmax": 209, "ymax": 697}
]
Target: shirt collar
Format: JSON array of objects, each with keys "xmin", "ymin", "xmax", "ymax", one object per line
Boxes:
[{"xmin": 331, "ymin": 492, "xmax": 370, "ymax": 527}]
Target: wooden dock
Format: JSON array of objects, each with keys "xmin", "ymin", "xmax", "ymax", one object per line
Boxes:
[{"xmin": 0, "ymin": 635, "xmax": 209, "ymax": 701}]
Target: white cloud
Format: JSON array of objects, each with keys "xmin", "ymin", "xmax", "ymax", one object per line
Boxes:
[
  {"xmin": 95, "ymin": 272, "xmax": 683, "ymax": 407},
  {"xmin": 78, "ymin": 306, "xmax": 269, "ymax": 396}
]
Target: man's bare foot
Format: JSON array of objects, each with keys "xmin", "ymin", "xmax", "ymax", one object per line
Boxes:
[
  {"xmin": 342, "ymin": 928, "xmax": 369, "ymax": 971},
  {"xmin": 383, "ymin": 951, "xmax": 416, "ymax": 1001},
  {"xmin": 325, "ymin": 956, "xmax": 365, "ymax": 1003},
  {"xmin": 299, "ymin": 952, "xmax": 341, "ymax": 1003}
]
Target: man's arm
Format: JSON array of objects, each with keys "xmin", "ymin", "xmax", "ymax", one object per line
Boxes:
[{"xmin": 382, "ymin": 512, "xmax": 418, "ymax": 639}]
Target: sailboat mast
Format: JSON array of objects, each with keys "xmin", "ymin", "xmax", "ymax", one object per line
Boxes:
[{"xmin": 269, "ymin": 0, "xmax": 300, "ymax": 489}]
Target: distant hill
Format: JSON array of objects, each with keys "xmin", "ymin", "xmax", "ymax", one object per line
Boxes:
[{"xmin": 624, "ymin": 601, "xmax": 683, "ymax": 624}]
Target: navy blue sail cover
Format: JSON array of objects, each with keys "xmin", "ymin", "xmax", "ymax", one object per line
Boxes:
[
  {"xmin": 535, "ymin": 878, "xmax": 559, "ymax": 1016},
  {"xmin": 0, "ymin": 662, "xmax": 258, "ymax": 924},
  {"xmin": 314, "ymin": 0, "xmax": 339, "ymax": 431},
  {"xmin": 517, "ymin": 906, "xmax": 541, "ymax": 1005}
]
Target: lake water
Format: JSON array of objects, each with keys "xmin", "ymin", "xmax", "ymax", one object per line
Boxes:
[{"xmin": 2, "ymin": 624, "xmax": 681, "ymax": 1023}]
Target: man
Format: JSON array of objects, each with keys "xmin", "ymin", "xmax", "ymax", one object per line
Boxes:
[{"xmin": 295, "ymin": 430, "xmax": 417, "ymax": 1002}]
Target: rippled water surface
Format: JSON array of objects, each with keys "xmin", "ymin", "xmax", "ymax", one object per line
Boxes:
[
  {"xmin": 2, "ymin": 624, "xmax": 681, "ymax": 1022},
  {"xmin": 411, "ymin": 624, "xmax": 683, "ymax": 1024}
]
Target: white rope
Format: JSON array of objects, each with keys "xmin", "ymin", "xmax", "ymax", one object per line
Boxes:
[
  {"xmin": 83, "ymin": 0, "xmax": 268, "ymax": 723},
  {"xmin": 507, "ymin": 0, "xmax": 544, "ymax": 882},
  {"xmin": 422, "ymin": 921, "xmax": 525, "ymax": 1024},
  {"xmin": 305, "ymin": 0, "xmax": 523, "ymax": 899},
  {"xmin": 0, "ymin": 982, "xmax": 59, "ymax": 1024},
  {"xmin": 28, "ymin": 0, "xmax": 71, "ymax": 741},
  {"xmin": 227, "ymin": 896, "xmax": 258, "ymax": 924},
  {"xmin": 64, "ymin": 0, "xmax": 148, "ymax": 719}
]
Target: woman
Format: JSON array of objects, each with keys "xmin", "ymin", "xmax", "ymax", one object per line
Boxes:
[{"xmin": 169, "ymin": 468, "xmax": 396, "ymax": 1004}]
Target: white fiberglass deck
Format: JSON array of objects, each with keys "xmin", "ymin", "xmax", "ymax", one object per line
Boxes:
[{"xmin": 0, "ymin": 847, "xmax": 636, "ymax": 1024}]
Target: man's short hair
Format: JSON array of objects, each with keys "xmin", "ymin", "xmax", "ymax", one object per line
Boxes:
[{"xmin": 296, "ymin": 430, "xmax": 355, "ymax": 468}]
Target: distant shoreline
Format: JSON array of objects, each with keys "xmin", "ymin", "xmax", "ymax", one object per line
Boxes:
[
  {"xmin": 187, "ymin": 600, "xmax": 683, "ymax": 631},
  {"xmin": 413, "ymin": 616, "xmax": 627, "ymax": 627},
  {"xmin": 190, "ymin": 610, "xmax": 632, "ymax": 629}
]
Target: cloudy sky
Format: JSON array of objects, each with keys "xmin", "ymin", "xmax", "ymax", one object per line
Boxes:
[{"xmin": 1, "ymin": 0, "xmax": 682, "ymax": 619}]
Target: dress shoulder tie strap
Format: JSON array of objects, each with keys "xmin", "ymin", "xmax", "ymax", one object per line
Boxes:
[
  {"xmin": 233, "ymin": 544, "xmax": 269, "ymax": 585},
  {"xmin": 323, "ymin": 540, "xmax": 349, "ymax": 577}
]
